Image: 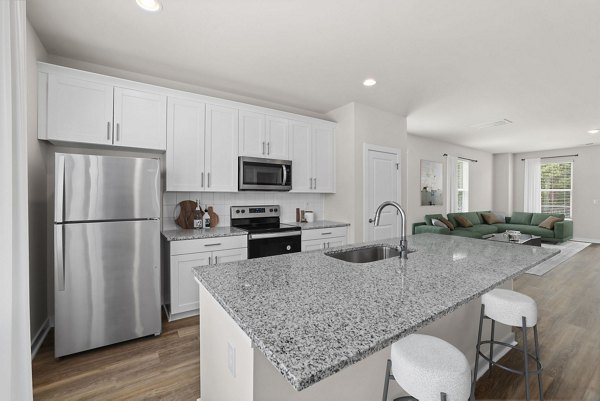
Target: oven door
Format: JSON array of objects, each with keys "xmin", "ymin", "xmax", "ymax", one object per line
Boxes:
[
  {"xmin": 239, "ymin": 156, "xmax": 292, "ymax": 191},
  {"xmin": 247, "ymin": 231, "xmax": 301, "ymax": 259}
]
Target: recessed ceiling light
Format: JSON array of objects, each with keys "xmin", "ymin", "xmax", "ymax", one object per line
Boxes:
[
  {"xmin": 588, "ymin": 129, "xmax": 600, "ymax": 134},
  {"xmin": 136, "ymin": 0, "xmax": 161, "ymax": 12},
  {"xmin": 363, "ymin": 79, "xmax": 376, "ymax": 87},
  {"xmin": 470, "ymin": 119, "xmax": 513, "ymax": 130}
]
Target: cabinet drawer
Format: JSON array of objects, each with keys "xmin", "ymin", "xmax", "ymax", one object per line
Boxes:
[
  {"xmin": 302, "ymin": 227, "xmax": 347, "ymax": 241},
  {"xmin": 170, "ymin": 235, "xmax": 247, "ymax": 255}
]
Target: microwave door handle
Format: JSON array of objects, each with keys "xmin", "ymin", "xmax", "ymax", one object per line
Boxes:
[{"xmin": 282, "ymin": 165, "xmax": 287, "ymax": 186}]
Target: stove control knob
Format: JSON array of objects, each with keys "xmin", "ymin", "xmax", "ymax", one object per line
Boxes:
[
  {"xmin": 269, "ymin": 208, "xmax": 273, "ymax": 212},
  {"xmin": 274, "ymin": 208, "xmax": 278, "ymax": 212},
  {"xmin": 241, "ymin": 210, "xmax": 245, "ymax": 214},
  {"xmin": 236, "ymin": 209, "xmax": 240, "ymax": 214}
]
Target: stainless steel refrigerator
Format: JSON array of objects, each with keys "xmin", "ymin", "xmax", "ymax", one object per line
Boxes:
[{"xmin": 54, "ymin": 153, "xmax": 162, "ymax": 357}]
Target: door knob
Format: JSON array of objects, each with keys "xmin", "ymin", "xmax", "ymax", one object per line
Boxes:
[{"xmin": 368, "ymin": 218, "xmax": 374, "ymax": 223}]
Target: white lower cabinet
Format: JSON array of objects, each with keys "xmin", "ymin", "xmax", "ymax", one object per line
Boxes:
[
  {"xmin": 301, "ymin": 227, "xmax": 347, "ymax": 251},
  {"xmin": 164, "ymin": 235, "xmax": 247, "ymax": 320}
]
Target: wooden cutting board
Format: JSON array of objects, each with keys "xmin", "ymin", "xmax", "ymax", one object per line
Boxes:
[
  {"xmin": 208, "ymin": 206, "xmax": 219, "ymax": 227},
  {"xmin": 175, "ymin": 200, "xmax": 198, "ymax": 229}
]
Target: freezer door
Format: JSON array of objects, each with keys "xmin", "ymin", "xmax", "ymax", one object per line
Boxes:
[
  {"xmin": 54, "ymin": 220, "xmax": 161, "ymax": 357},
  {"xmin": 56, "ymin": 153, "xmax": 160, "ymax": 222}
]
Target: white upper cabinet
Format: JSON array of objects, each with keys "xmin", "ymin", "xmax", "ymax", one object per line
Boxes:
[
  {"xmin": 290, "ymin": 121, "xmax": 313, "ymax": 192},
  {"xmin": 312, "ymin": 126, "xmax": 335, "ymax": 193},
  {"xmin": 166, "ymin": 97, "xmax": 206, "ymax": 192},
  {"xmin": 41, "ymin": 67, "xmax": 167, "ymax": 151},
  {"xmin": 113, "ymin": 87, "xmax": 167, "ymax": 150},
  {"xmin": 204, "ymin": 104, "xmax": 239, "ymax": 192},
  {"xmin": 238, "ymin": 110, "xmax": 265, "ymax": 157},
  {"xmin": 47, "ymin": 74, "xmax": 114, "ymax": 146},
  {"xmin": 239, "ymin": 112, "xmax": 289, "ymax": 159},
  {"xmin": 166, "ymin": 100, "xmax": 238, "ymax": 192},
  {"xmin": 290, "ymin": 121, "xmax": 335, "ymax": 193},
  {"xmin": 265, "ymin": 116, "xmax": 289, "ymax": 160}
]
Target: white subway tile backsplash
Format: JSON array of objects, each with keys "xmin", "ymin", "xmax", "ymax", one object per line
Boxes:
[{"xmin": 162, "ymin": 190, "xmax": 324, "ymax": 228}]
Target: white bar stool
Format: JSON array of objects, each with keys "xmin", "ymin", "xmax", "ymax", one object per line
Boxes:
[
  {"xmin": 382, "ymin": 334, "xmax": 472, "ymax": 401},
  {"xmin": 471, "ymin": 288, "xmax": 543, "ymax": 401}
]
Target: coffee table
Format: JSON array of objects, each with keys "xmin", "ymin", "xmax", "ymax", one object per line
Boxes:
[{"xmin": 484, "ymin": 232, "xmax": 542, "ymax": 247}]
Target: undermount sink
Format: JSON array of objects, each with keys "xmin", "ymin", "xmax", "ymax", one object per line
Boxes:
[{"xmin": 325, "ymin": 245, "xmax": 414, "ymax": 264}]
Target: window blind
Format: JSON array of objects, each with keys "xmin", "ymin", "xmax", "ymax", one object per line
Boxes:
[{"xmin": 540, "ymin": 162, "xmax": 572, "ymax": 218}]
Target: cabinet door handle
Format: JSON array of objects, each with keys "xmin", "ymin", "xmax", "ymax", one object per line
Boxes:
[
  {"xmin": 107, "ymin": 122, "xmax": 111, "ymax": 140},
  {"xmin": 204, "ymin": 243, "xmax": 222, "ymax": 247},
  {"xmin": 309, "ymin": 177, "xmax": 313, "ymax": 189},
  {"xmin": 116, "ymin": 123, "xmax": 120, "ymax": 142},
  {"xmin": 262, "ymin": 141, "xmax": 266, "ymax": 155},
  {"xmin": 214, "ymin": 256, "xmax": 218, "ymax": 264},
  {"xmin": 313, "ymin": 178, "xmax": 317, "ymax": 189},
  {"xmin": 201, "ymin": 172, "xmax": 204, "ymax": 188},
  {"xmin": 267, "ymin": 142, "xmax": 270, "ymax": 155},
  {"xmin": 208, "ymin": 256, "xmax": 212, "ymax": 265},
  {"xmin": 321, "ymin": 232, "xmax": 332, "ymax": 235},
  {"xmin": 208, "ymin": 172, "xmax": 211, "ymax": 188}
]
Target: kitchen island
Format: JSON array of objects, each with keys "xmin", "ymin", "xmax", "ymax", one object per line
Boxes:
[{"xmin": 193, "ymin": 233, "xmax": 558, "ymax": 401}]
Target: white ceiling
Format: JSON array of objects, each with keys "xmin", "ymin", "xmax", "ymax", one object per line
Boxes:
[{"xmin": 27, "ymin": 0, "xmax": 600, "ymax": 153}]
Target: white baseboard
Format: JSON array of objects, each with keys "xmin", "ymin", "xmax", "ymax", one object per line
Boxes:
[
  {"xmin": 572, "ymin": 237, "xmax": 600, "ymax": 244},
  {"xmin": 476, "ymin": 332, "xmax": 517, "ymax": 380},
  {"xmin": 31, "ymin": 317, "xmax": 51, "ymax": 360}
]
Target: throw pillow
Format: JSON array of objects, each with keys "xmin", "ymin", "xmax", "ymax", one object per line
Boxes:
[
  {"xmin": 431, "ymin": 218, "xmax": 447, "ymax": 228},
  {"xmin": 482, "ymin": 213, "xmax": 504, "ymax": 225},
  {"xmin": 538, "ymin": 216, "xmax": 563, "ymax": 230},
  {"xmin": 455, "ymin": 215, "xmax": 473, "ymax": 228},
  {"xmin": 492, "ymin": 211, "xmax": 506, "ymax": 222},
  {"xmin": 438, "ymin": 217, "xmax": 455, "ymax": 231}
]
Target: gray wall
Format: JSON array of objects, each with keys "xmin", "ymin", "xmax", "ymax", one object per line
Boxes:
[
  {"xmin": 513, "ymin": 145, "xmax": 600, "ymax": 242},
  {"xmin": 26, "ymin": 21, "xmax": 49, "ymax": 342}
]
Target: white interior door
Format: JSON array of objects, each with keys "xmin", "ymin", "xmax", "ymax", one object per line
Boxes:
[{"xmin": 364, "ymin": 145, "xmax": 400, "ymax": 241}]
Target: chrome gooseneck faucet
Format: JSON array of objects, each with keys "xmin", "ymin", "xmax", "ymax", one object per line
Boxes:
[{"xmin": 373, "ymin": 201, "xmax": 408, "ymax": 259}]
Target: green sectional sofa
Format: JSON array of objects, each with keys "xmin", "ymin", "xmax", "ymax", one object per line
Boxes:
[{"xmin": 413, "ymin": 211, "xmax": 573, "ymax": 243}]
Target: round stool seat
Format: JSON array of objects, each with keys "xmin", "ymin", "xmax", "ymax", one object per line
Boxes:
[
  {"xmin": 391, "ymin": 334, "xmax": 471, "ymax": 401},
  {"xmin": 482, "ymin": 289, "xmax": 537, "ymax": 327}
]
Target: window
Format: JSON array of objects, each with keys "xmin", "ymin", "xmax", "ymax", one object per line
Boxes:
[
  {"xmin": 540, "ymin": 162, "xmax": 573, "ymax": 218},
  {"xmin": 456, "ymin": 160, "xmax": 469, "ymax": 212}
]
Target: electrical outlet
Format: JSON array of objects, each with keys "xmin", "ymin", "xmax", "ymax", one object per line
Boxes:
[{"xmin": 227, "ymin": 342, "xmax": 236, "ymax": 378}]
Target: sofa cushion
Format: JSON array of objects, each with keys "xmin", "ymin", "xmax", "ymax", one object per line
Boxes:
[
  {"xmin": 455, "ymin": 215, "xmax": 474, "ymax": 228},
  {"xmin": 438, "ymin": 217, "xmax": 455, "ymax": 230},
  {"xmin": 425, "ymin": 214, "xmax": 444, "ymax": 226},
  {"xmin": 449, "ymin": 230, "xmax": 483, "ymax": 239},
  {"xmin": 464, "ymin": 224, "xmax": 500, "ymax": 235},
  {"xmin": 494, "ymin": 224, "xmax": 555, "ymax": 238},
  {"xmin": 481, "ymin": 212, "xmax": 504, "ymax": 225},
  {"xmin": 431, "ymin": 218, "xmax": 447, "ymax": 228},
  {"xmin": 510, "ymin": 212, "xmax": 533, "ymax": 225},
  {"xmin": 531, "ymin": 213, "xmax": 565, "ymax": 226},
  {"xmin": 538, "ymin": 216, "xmax": 563, "ymax": 230}
]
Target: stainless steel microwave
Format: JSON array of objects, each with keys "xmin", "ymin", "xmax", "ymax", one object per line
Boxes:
[{"xmin": 238, "ymin": 157, "xmax": 292, "ymax": 191}]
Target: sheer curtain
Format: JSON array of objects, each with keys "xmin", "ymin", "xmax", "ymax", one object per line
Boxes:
[
  {"xmin": 446, "ymin": 155, "xmax": 458, "ymax": 213},
  {"xmin": 0, "ymin": 1, "xmax": 33, "ymax": 400},
  {"xmin": 523, "ymin": 158, "xmax": 542, "ymax": 213}
]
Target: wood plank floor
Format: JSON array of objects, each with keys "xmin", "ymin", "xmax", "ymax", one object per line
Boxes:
[{"xmin": 32, "ymin": 244, "xmax": 600, "ymax": 400}]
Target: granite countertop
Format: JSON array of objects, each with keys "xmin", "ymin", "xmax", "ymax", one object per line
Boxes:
[
  {"xmin": 192, "ymin": 234, "xmax": 558, "ymax": 391},
  {"xmin": 284, "ymin": 220, "xmax": 350, "ymax": 230},
  {"xmin": 162, "ymin": 226, "xmax": 247, "ymax": 241}
]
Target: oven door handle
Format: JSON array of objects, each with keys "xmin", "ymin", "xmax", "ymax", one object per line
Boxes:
[{"xmin": 249, "ymin": 231, "xmax": 301, "ymax": 240}]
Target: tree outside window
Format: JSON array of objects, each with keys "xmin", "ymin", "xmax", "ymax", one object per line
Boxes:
[
  {"xmin": 456, "ymin": 160, "xmax": 469, "ymax": 212},
  {"xmin": 541, "ymin": 162, "xmax": 572, "ymax": 218}
]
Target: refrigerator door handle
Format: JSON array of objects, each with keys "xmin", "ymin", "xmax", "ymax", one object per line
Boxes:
[
  {"xmin": 55, "ymin": 225, "xmax": 65, "ymax": 291},
  {"xmin": 55, "ymin": 154, "xmax": 65, "ymax": 222}
]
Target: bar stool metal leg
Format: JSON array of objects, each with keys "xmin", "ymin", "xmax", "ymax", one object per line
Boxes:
[
  {"xmin": 382, "ymin": 359, "xmax": 392, "ymax": 401},
  {"xmin": 533, "ymin": 325, "xmax": 544, "ymax": 401},
  {"xmin": 488, "ymin": 319, "xmax": 495, "ymax": 377},
  {"xmin": 522, "ymin": 316, "xmax": 531, "ymax": 401},
  {"xmin": 471, "ymin": 304, "xmax": 485, "ymax": 401},
  {"xmin": 440, "ymin": 392, "xmax": 447, "ymax": 401}
]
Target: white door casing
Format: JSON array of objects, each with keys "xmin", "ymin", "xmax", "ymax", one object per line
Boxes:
[{"xmin": 364, "ymin": 144, "xmax": 401, "ymax": 242}]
